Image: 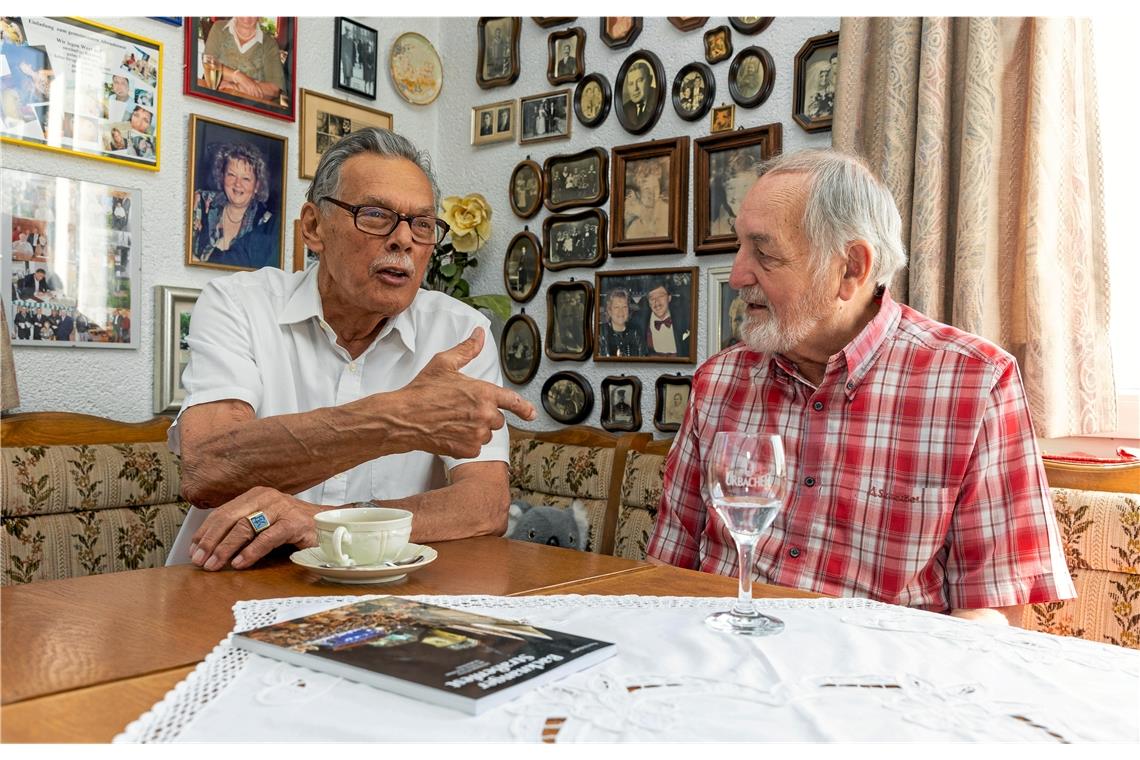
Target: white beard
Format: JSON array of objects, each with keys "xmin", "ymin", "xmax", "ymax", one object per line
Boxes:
[{"xmin": 738, "ymin": 283, "xmax": 830, "ymax": 355}]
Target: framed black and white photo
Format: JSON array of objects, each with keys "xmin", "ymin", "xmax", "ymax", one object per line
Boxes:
[
  {"xmin": 794, "ymin": 31, "xmax": 838, "ymax": 132},
  {"xmin": 544, "ymin": 148, "xmax": 608, "ymax": 212},
  {"xmin": 299, "ymin": 89, "xmax": 392, "ymax": 179},
  {"xmin": 154, "ymin": 285, "xmax": 201, "ymax": 413},
  {"xmin": 509, "ymin": 159, "xmax": 544, "ymax": 218},
  {"xmin": 545, "ymin": 279, "xmax": 594, "ymax": 361},
  {"xmin": 547, "ymin": 27, "xmax": 585, "ymax": 85},
  {"xmin": 520, "ymin": 90, "xmax": 571, "ymax": 145},
  {"xmin": 599, "ymin": 18, "xmax": 642, "ymax": 50},
  {"xmin": 499, "ymin": 312, "xmax": 541, "ymax": 385},
  {"xmin": 672, "ymin": 62, "xmax": 715, "ymax": 122},
  {"xmin": 729, "ymin": 46, "xmax": 775, "ymax": 108},
  {"xmin": 654, "ymin": 373, "xmax": 693, "ymax": 432},
  {"xmin": 472, "ymin": 99, "xmax": 516, "ymax": 146},
  {"xmin": 504, "ymin": 230, "xmax": 542, "ymax": 303},
  {"xmin": 542, "ymin": 209, "xmax": 607, "ymax": 271},
  {"xmin": 694, "ymin": 123, "xmax": 782, "ymax": 255},
  {"xmin": 703, "ymin": 25, "xmax": 733, "ymax": 64},
  {"xmin": 729, "ymin": 17, "xmax": 774, "ymax": 35},
  {"xmin": 600, "ymin": 376, "xmax": 642, "ymax": 432},
  {"xmin": 614, "ymin": 50, "xmax": 665, "ymax": 135},
  {"xmin": 574, "ymin": 74, "xmax": 612, "ymax": 128},
  {"xmin": 706, "ymin": 264, "xmax": 746, "ymax": 355},
  {"xmin": 610, "ymin": 137, "xmax": 689, "ymax": 256},
  {"xmin": 594, "ymin": 267, "xmax": 697, "ymax": 363},
  {"xmin": 476, "ymin": 17, "xmax": 521, "ymax": 89},
  {"xmin": 541, "ymin": 371, "xmax": 594, "ymax": 425},
  {"xmin": 334, "ymin": 17, "xmax": 378, "ymax": 99}
]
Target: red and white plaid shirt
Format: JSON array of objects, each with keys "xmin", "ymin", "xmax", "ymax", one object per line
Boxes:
[{"xmin": 646, "ymin": 289, "xmax": 1075, "ymax": 612}]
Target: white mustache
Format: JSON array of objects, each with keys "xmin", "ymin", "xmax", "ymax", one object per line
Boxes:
[
  {"xmin": 739, "ymin": 285, "xmax": 769, "ymax": 307},
  {"xmin": 368, "ymin": 253, "xmax": 415, "ymax": 277}
]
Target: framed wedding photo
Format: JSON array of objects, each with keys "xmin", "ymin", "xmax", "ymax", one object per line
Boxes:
[
  {"xmin": 154, "ymin": 285, "xmax": 201, "ymax": 414},
  {"xmin": 545, "ymin": 279, "xmax": 594, "ymax": 361},
  {"xmin": 541, "ymin": 371, "xmax": 594, "ymax": 425},
  {"xmin": 519, "ymin": 89, "xmax": 571, "ymax": 145},
  {"xmin": 599, "ymin": 17, "xmax": 642, "ymax": 50},
  {"xmin": 299, "ymin": 89, "xmax": 392, "ymax": 179},
  {"xmin": 672, "ymin": 62, "xmax": 715, "ymax": 122},
  {"xmin": 729, "ymin": 46, "xmax": 775, "ymax": 108},
  {"xmin": 186, "ymin": 114, "xmax": 287, "ymax": 272},
  {"xmin": 472, "ymin": 99, "xmax": 516, "ymax": 146},
  {"xmin": 706, "ymin": 264, "xmax": 746, "ymax": 354},
  {"xmin": 600, "ymin": 376, "xmax": 642, "ymax": 432},
  {"xmin": 574, "ymin": 74, "xmax": 612, "ymax": 128},
  {"xmin": 508, "ymin": 159, "xmax": 544, "ymax": 218},
  {"xmin": 610, "ymin": 137, "xmax": 689, "ymax": 256},
  {"xmin": 704, "ymin": 25, "xmax": 733, "ymax": 64},
  {"xmin": 476, "ymin": 17, "xmax": 521, "ymax": 89},
  {"xmin": 184, "ymin": 17, "xmax": 297, "ymax": 121},
  {"xmin": 544, "ymin": 148, "xmax": 608, "ymax": 212},
  {"xmin": 594, "ymin": 267, "xmax": 698, "ymax": 363},
  {"xmin": 503, "ymin": 230, "xmax": 543, "ymax": 303},
  {"xmin": 614, "ymin": 50, "xmax": 665, "ymax": 135},
  {"xmin": 794, "ymin": 31, "xmax": 839, "ymax": 132},
  {"xmin": 542, "ymin": 209, "xmax": 607, "ymax": 271},
  {"xmin": 499, "ymin": 312, "xmax": 541, "ymax": 385},
  {"xmin": 334, "ymin": 17, "xmax": 378, "ymax": 99},
  {"xmin": 547, "ymin": 27, "xmax": 585, "ymax": 85},
  {"xmin": 654, "ymin": 374, "xmax": 693, "ymax": 432},
  {"xmin": 694, "ymin": 123, "xmax": 782, "ymax": 255}
]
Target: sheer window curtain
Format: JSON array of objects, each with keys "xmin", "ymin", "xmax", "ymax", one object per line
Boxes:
[{"xmin": 833, "ymin": 17, "xmax": 1116, "ymax": 438}]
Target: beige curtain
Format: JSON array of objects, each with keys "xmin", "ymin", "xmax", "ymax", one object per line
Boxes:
[{"xmin": 834, "ymin": 17, "xmax": 1116, "ymax": 438}]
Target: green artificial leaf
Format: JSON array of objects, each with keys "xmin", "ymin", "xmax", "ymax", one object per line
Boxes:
[
  {"xmin": 465, "ymin": 294, "xmax": 512, "ymax": 322},
  {"xmin": 440, "ymin": 263, "xmax": 458, "ymax": 278}
]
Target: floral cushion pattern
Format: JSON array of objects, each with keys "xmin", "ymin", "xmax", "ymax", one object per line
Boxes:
[
  {"xmin": 614, "ymin": 451, "xmax": 668, "ymax": 560},
  {"xmin": 508, "ymin": 439, "xmax": 613, "ymax": 500}
]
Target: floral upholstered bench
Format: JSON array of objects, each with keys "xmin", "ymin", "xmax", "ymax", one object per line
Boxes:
[{"xmin": 611, "ymin": 436, "xmax": 672, "ymax": 560}]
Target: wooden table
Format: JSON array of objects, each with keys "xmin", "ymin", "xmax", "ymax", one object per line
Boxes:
[{"xmin": 1, "ymin": 537, "xmax": 814, "ymax": 743}]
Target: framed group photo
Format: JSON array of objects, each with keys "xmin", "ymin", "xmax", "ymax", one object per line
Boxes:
[
  {"xmin": 545, "ymin": 279, "xmax": 594, "ymax": 361},
  {"xmin": 299, "ymin": 89, "xmax": 392, "ymax": 179},
  {"xmin": 520, "ymin": 89, "xmax": 571, "ymax": 144},
  {"xmin": 184, "ymin": 17, "xmax": 297, "ymax": 121},
  {"xmin": 706, "ymin": 264, "xmax": 746, "ymax": 354},
  {"xmin": 729, "ymin": 46, "xmax": 775, "ymax": 108},
  {"xmin": 547, "ymin": 27, "xmax": 584, "ymax": 85},
  {"xmin": 600, "ymin": 375, "xmax": 642, "ymax": 432},
  {"xmin": 334, "ymin": 17, "xmax": 378, "ymax": 99},
  {"xmin": 654, "ymin": 374, "xmax": 693, "ymax": 432},
  {"xmin": 542, "ymin": 209, "xmax": 607, "ymax": 271},
  {"xmin": 672, "ymin": 62, "xmax": 715, "ymax": 122},
  {"xmin": 594, "ymin": 267, "xmax": 698, "ymax": 363},
  {"xmin": 694, "ymin": 123, "xmax": 782, "ymax": 254},
  {"xmin": 574, "ymin": 74, "xmax": 611, "ymax": 128},
  {"xmin": 544, "ymin": 148, "xmax": 608, "ymax": 212},
  {"xmin": 793, "ymin": 31, "xmax": 839, "ymax": 132},
  {"xmin": 476, "ymin": 17, "xmax": 521, "ymax": 89},
  {"xmin": 154, "ymin": 285, "xmax": 201, "ymax": 413},
  {"xmin": 509, "ymin": 159, "xmax": 543, "ymax": 218},
  {"xmin": 472, "ymin": 99, "xmax": 516, "ymax": 146},
  {"xmin": 503, "ymin": 230, "xmax": 542, "ymax": 302},
  {"xmin": 614, "ymin": 50, "xmax": 665, "ymax": 135},
  {"xmin": 610, "ymin": 137, "xmax": 689, "ymax": 256},
  {"xmin": 186, "ymin": 114, "xmax": 287, "ymax": 272},
  {"xmin": 499, "ymin": 312, "xmax": 541, "ymax": 385},
  {"xmin": 541, "ymin": 370, "xmax": 594, "ymax": 425}
]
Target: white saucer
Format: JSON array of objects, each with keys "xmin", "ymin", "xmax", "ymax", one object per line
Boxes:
[{"xmin": 290, "ymin": 543, "xmax": 437, "ymax": 584}]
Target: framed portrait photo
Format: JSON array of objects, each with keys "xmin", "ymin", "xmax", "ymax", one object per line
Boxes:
[
  {"xmin": 503, "ymin": 230, "xmax": 543, "ymax": 303},
  {"xmin": 594, "ymin": 267, "xmax": 698, "ymax": 364},
  {"xmin": 0, "ymin": 17, "xmax": 162, "ymax": 170},
  {"xmin": 672, "ymin": 62, "xmax": 715, "ymax": 122},
  {"xmin": 154, "ymin": 285, "xmax": 201, "ymax": 414},
  {"xmin": 508, "ymin": 159, "xmax": 543, "ymax": 219},
  {"xmin": 610, "ymin": 137, "xmax": 689, "ymax": 256},
  {"xmin": 545, "ymin": 279, "xmax": 594, "ymax": 361},
  {"xmin": 476, "ymin": 17, "xmax": 521, "ymax": 89},
  {"xmin": 729, "ymin": 46, "xmax": 775, "ymax": 109},
  {"xmin": 547, "ymin": 27, "xmax": 585, "ymax": 85},
  {"xmin": 600, "ymin": 376, "xmax": 642, "ymax": 432},
  {"xmin": 334, "ymin": 17, "xmax": 378, "ymax": 99},
  {"xmin": 542, "ymin": 209, "xmax": 607, "ymax": 271},
  {"xmin": 184, "ymin": 17, "xmax": 297, "ymax": 122},
  {"xmin": 389, "ymin": 32, "xmax": 443, "ymax": 106},
  {"xmin": 544, "ymin": 148, "xmax": 608, "ymax": 212},
  {"xmin": 519, "ymin": 89, "xmax": 571, "ymax": 145},
  {"xmin": 500, "ymin": 312, "xmax": 541, "ymax": 385},
  {"xmin": 186, "ymin": 114, "xmax": 287, "ymax": 272},
  {"xmin": 299, "ymin": 89, "xmax": 392, "ymax": 179},
  {"xmin": 703, "ymin": 25, "xmax": 733, "ymax": 64},
  {"xmin": 599, "ymin": 17, "xmax": 642, "ymax": 50},
  {"xmin": 794, "ymin": 31, "xmax": 839, "ymax": 132},
  {"xmin": 574, "ymin": 73, "xmax": 612, "ymax": 128},
  {"xmin": 541, "ymin": 371, "xmax": 593, "ymax": 425},
  {"xmin": 472, "ymin": 99, "xmax": 516, "ymax": 146},
  {"xmin": 615, "ymin": 50, "xmax": 665, "ymax": 135},
  {"xmin": 706, "ymin": 264, "xmax": 746, "ymax": 356},
  {"xmin": 694, "ymin": 122, "xmax": 783, "ymax": 255},
  {"xmin": 710, "ymin": 104, "xmax": 735, "ymax": 133},
  {"xmin": 654, "ymin": 373, "xmax": 693, "ymax": 432},
  {"xmin": 729, "ymin": 17, "xmax": 775, "ymax": 35}
]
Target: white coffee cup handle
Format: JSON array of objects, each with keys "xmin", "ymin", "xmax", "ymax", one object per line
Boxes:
[{"xmin": 332, "ymin": 525, "xmax": 355, "ymax": 567}]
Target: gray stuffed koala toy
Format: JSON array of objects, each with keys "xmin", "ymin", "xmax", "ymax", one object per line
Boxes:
[{"xmin": 505, "ymin": 498, "xmax": 590, "ymax": 551}]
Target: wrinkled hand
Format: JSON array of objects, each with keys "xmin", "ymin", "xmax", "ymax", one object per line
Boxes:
[
  {"xmin": 226, "ymin": 68, "xmax": 262, "ymax": 99},
  {"xmin": 190, "ymin": 486, "xmax": 320, "ymax": 571},
  {"xmin": 392, "ymin": 328, "xmax": 536, "ymax": 459}
]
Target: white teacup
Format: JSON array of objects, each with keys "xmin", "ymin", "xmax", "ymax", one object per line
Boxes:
[{"xmin": 315, "ymin": 507, "xmax": 412, "ymax": 568}]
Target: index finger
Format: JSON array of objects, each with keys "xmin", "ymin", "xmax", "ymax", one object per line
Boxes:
[{"xmin": 493, "ymin": 386, "xmax": 537, "ymax": 421}]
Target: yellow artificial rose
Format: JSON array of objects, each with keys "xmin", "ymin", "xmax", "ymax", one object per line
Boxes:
[{"xmin": 440, "ymin": 193, "xmax": 492, "ymax": 252}]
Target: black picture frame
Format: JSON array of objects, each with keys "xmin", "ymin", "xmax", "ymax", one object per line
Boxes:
[
  {"xmin": 600, "ymin": 376, "xmax": 642, "ymax": 432},
  {"xmin": 519, "ymin": 89, "xmax": 572, "ymax": 144},
  {"xmin": 476, "ymin": 17, "xmax": 521, "ymax": 89},
  {"xmin": 574, "ymin": 73, "xmax": 612, "ymax": 128},
  {"xmin": 668, "ymin": 18, "xmax": 708, "ymax": 32},
  {"xmin": 729, "ymin": 17, "xmax": 775, "ymax": 35},
  {"xmin": 333, "ymin": 17, "xmax": 378, "ymax": 99},
  {"xmin": 504, "ymin": 230, "xmax": 543, "ymax": 303},
  {"xmin": 654, "ymin": 373, "xmax": 693, "ymax": 432},
  {"xmin": 542, "ymin": 209, "xmax": 608, "ymax": 271},
  {"xmin": 184, "ymin": 17, "xmax": 297, "ymax": 122},
  {"xmin": 703, "ymin": 25, "xmax": 733, "ymax": 64},
  {"xmin": 533, "ymin": 17, "xmax": 576, "ymax": 28},
  {"xmin": 545, "ymin": 279, "xmax": 594, "ymax": 361},
  {"xmin": 594, "ymin": 267, "xmax": 698, "ymax": 364},
  {"xmin": 614, "ymin": 50, "xmax": 666, "ymax": 135},
  {"xmin": 543, "ymin": 148, "xmax": 608, "ymax": 212},
  {"xmin": 599, "ymin": 17, "xmax": 642, "ymax": 49},
  {"xmin": 509, "ymin": 159, "xmax": 544, "ymax": 219},
  {"xmin": 671, "ymin": 62, "xmax": 715, "ymax": 122},
  {"xmin": 547, "ymin": 27, "xmax": 585, "ymax": 85},
  {"xmin": 694, "ymin": 123, "xmax": 783, "ymax": 255},
  {"xmin": 610, "ymin": 137, "xmax": 689, "ymax": 256},
  {"xmin": 728, "ymin": 46, "xmax": 775, "ymax": 108},
  {"xmin": 541, "ymin": 371, "xmax": 594, "ymax": 425},
  {"xmin": 793, "ymin": 31, "xmax": 839, "ymax": 133},
  {"xmin": 500, "ymin": 312, "xmax": 541, "ymax": 385}
]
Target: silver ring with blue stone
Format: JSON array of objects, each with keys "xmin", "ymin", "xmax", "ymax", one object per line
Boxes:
[{"xmin": 247, "ymin": 510, "xmax": 271, "ymax": 534}]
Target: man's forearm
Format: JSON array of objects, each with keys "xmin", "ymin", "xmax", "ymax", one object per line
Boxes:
[{"xmin": 369, "ymin": 463, "xmax": 510, "ymax": 542}]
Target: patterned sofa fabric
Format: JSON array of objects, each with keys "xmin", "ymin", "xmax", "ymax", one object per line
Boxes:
[{"xmin": 614, "ymin": 450, "xmax": 667, "ymax": 560}]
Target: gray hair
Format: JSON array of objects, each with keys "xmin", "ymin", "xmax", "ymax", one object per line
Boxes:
[
  {"xmin": 306, "ymin": 128, "xmax": 440, "ymax": 210},
  {"xmin": 756, "ymin": 149, "xmax": 907, "ymax": 285}
]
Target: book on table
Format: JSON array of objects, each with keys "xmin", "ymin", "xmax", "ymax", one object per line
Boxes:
[{"xmin": 231, "ymin": 595, "xmax": 616, "ymax": 715}]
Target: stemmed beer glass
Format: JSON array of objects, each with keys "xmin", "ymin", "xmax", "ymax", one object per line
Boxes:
[{"xmin": 705, "ymin": 431, "xmax": 788, "ymax": 636}]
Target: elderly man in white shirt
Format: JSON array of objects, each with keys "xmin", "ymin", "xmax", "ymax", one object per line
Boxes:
[{"xmin": 169, "ymin": 128, "xmax": 536, "ymax": 572}]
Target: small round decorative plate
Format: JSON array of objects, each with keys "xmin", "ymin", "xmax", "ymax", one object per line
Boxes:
[
  {"xmin": 290, "ymin": 543, "xmax": 437, "ymax": 584},
  {"xmin": 389, "ymin": 32, "xmax": 443, "ymax": 105}
]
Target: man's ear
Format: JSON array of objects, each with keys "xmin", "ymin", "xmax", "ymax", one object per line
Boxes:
[
  {"xmin": 838, "ymin": 240, "xmax": 874, "ymax": 301},
  {"xmin": 299, "ymin": 201, "xmax": 324, "ymax": 255}
]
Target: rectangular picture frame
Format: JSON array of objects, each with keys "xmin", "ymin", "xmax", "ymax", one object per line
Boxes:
[
  {"xmin": 793, "ymin": 31, "xmax": 839, "ymax": 133},
  {"xmin": 600, "ymin": 375, "xmax": 642, "ymax": 432},
  {"xmin": 706, "ymin": 264, "xmax": 746, "ymax": 357},
  {"xmin": 654, "ymin": 373, "xmax": 693, "ymax": 432},
  {"xmin": 153, "ymin": 285, "xmax": 202, "ymax": 414},
  {"xmin": 610, "ymin": 137, "xmax": 689, "ymax": 256},
  {"xmin": 594, "ymin": 266, "xmax": 698, "ymax": 363},
  {"xmin": 477, "ymin": 17, "xmax": 521, "ymax": 89},
  {"xmin": 184, "ymin": 17, "xmax": 297, "ymax": 122},
  {"xmin": 693, "ymin": 122, "xmax": 782, "ymax": 255},
  {"xmin": 471, "ymin": 99, "xmax": 516, "ymax": 146},
  {"xmin": 334, "ymin": 17, "xmax": 378, "ymax": 99},
  {"xmin": 299, "ymin": 88, "xmax": 392, "ymax": 179},
  {"xmin": 545, "ymin": 279, "xmax": 594, "ymax": 361},
  {"xmin": 519, "ymin": 89, "xmax": 571, "ymax": 145}
]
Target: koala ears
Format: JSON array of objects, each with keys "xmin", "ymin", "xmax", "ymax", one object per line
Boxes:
[
  {"xmin": 506, "ymin": 499, "xmax": 533, "ymax": 536},
  {"xmin": 569, "ymin": 498, "xmax": 590, "ymax": 545}
]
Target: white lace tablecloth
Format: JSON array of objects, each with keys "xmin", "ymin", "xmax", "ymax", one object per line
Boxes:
[{"xmin": 115, "ymin": 595, "xmax": 1140, "ymax": 742}]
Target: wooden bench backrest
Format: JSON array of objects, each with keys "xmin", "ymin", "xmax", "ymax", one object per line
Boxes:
[
  {"xmin": 1043, "ymin": 459, "xmax": 1140, "ymax": 494},
  {"xmin": 0, "ymin": 412, "xmax": 172, "ymax": 447}
]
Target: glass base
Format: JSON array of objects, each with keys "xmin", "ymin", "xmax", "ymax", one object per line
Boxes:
[{"xmin": 704, "ymin": 609, "xmax": 785, "ymax": 636}]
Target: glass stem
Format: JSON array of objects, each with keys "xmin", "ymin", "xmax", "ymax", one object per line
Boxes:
[{"xmin": 732, "ymin": 535, "xmax": 759, "ymax": 618}]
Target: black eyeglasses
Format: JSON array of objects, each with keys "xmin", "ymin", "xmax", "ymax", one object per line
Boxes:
[{"xmin": 320, "ymin": 197, "xmax": 450, "ymax": 245}]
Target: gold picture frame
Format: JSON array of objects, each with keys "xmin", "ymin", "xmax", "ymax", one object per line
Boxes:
[
  {"xmin": 299, "ymin": 88, "xmax": 393, "ymax": 179},
  {"xmin": 471, "ymin": 99, "xmax": 516, "ymax": 146}
]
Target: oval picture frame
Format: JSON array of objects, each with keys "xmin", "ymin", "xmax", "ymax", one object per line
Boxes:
[
  {"xmin": 671, "ymin": 62, "xmax": 715, "ymax": 122},
  {"xmin": 503, "ymin": 230, "xmax": 543, "ymax": 303},
  {"xmin": 499, "ymin": 312, "xmax": 541, "ymax": 385},
  {"xmin": 508, "ymin": 159, "xmax": 544, "ymax": 219},
  {"xmin": 541, "ymin": 370, "xmax": 595, "ymax": 425},
  {"xmin": 574, "ymin": 73, "xmax": 612, "ymax": 128},
  {"xmin": 728, "ymin": 46, "xmax": 775, "ymax": 109},
  {"xmin": 728, "ymin": 17, "xmax": 775, "ymax": 35},
  {"xmin": 614, "ymin": 49, "xmax": 666, "ymax": 135}
]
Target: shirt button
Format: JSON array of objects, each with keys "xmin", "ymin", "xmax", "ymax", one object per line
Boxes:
[
  {"xmin": 846, "ymin": 381, "xmax": 854, "ymax": 390},
  {"xmin": 812, "ymin": 401, "xmax": 824, "ymax": 411},
  {"xmin": 804, "ymin": 476, "xmax": 816, "ymax": 487},
  {"xmin": 348, "ymin": 362, "xmax": 358, "ymax": 373},
  {"xmin": 789, "ymin": 547, "xmax": 801, "ymax": 558}
]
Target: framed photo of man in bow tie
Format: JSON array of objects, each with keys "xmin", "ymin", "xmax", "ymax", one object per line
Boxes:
[
  {"xmin": 693, "ymin": 123, "xmax": 783, "ymax": 255},
  {"xmin": 593, "ymin": 267, "xmax": 697, "ymax": 364}
]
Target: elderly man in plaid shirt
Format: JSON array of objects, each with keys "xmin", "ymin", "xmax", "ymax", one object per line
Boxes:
[{"xmin": 647, "ymin": 150, "xmax": 1074, "ymax": 625}]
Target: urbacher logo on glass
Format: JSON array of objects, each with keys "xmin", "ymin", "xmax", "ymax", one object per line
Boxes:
[{"xmin": 724, "ymin": 471, "xmax": 773, "ymax": 489}]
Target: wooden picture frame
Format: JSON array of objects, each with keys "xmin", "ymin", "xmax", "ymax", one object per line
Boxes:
[
  {"xmin": 186, "ymin": 114, "xmax": 286, "ymax": 272},
  {"xmin": 389, "ymin": 32, "xmax": 443, "ymax": 105},
  {"xmin": 574, "ymin": 74, "xmax": 612, "ymax": 128},
  {"xmin": 519, "ymin": 89, "xmax": 572, "ymax": 144},
  {"xmin": 594, "ymin": 267, "xmax": 698, "ymax": 363},
  {"xmin": 729, "ymin": 17, "xmax": 775, "ymax": 35},
  {"xmin": 0, "ymin": 17, "xmax": 163, "ymax": 171},
  {"xmin": 472, "ymin": 99, "xmax": 516, "ymax": 146},
  {"xmin": 694, "ymin": 123, "xmax": 783, "ymax": 255},
  {"xmin": 668, "ymin": 18, "xmax": 709, "ymax": 32},
  {"xmin": 476, "ymin": 17, "xmax": 521, "ymax": 89},
  {"xmin": 600, "ymin": 376, "xmax": 642, "ymax": 432},
  {"xmin": 703, "ymin": 25, "xmax": 733, "ymax": 64},
  {"xmin": 532, "ymin": 18, "xmax": 576, "ymax": 28},
  {"xmin": 542, "ymin": 209, "xmax": 608, "ymax": 271},
  {"xmin": 334, "ymin": 17, "xmax": 378, "ymax": 99},
  {"xmin": 500, "ymin": 312, "xmax": 541, "ymax": 385},
  {"xmin": 541, "ymin": 371, "xmax": 594, "ymax": 425},
  {"xmin": 153, "ymin": 285, "xmax": 201, "ymax": 413},
  {"xmin": 610, "ymin": 137, "xmax": 689, "ymax": 256},
  {"xmin": 706, "ymin": 264, "xmax": 745, "ymax": 355},
  {"xmin": 614, "ymin": 50, "xmax": 666, "ymax": 135},
  {"xmin": 547, "ymin": 27, "xmax": 585, "ymax": 85},
  {"xmin": 654, "ymin": 373, "xmax": 693, "ymax": 432},
  {"xmin": 509, "ymin": 159, "xmax": 544, "ymax": 218},
  {"xmin": 299, "ymin": 89, "xmax": 393, "ymax": 179},
  {"xmin": 729, "ymin": 46, "xmax": 775, "ymax": 108},
  {"xmin": 599, "ymin": 18, "xmax": 642, "ymax": 49},
  {"xmin": 793, "ymin": 31, "xmax": 839, "ymax": 132},
  {"xmin": 545, "ymin": 279, "xmax": 594, "ymax": 361},
  {"xmin": 672, "ymin": 62, "xmax": 715, "ymax": 122},
  {"xmin": 710, "ymin": 104, "xmax": 735, "ymax": 133},
  {"xmin": 543, "ymin": 148, "xmax": 608, "ymax": 212},
  {"xmin": 504, "ymin": 230, "xmax": 543, "ymax": 303},
  {"xmin": 185, "ymin": 17, "xmax": 297, "ymax": 122}
]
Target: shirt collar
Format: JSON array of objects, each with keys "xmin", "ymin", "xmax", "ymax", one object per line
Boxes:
[{"xmin": 225, "ymin": 18, "xmax": 264, "ymax": 55}]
